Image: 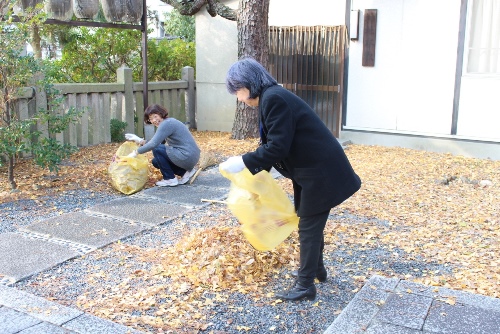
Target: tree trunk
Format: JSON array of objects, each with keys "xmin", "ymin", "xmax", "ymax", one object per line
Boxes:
[
  {"xmin": 4, "ymin": 99, "xmax": 17, "ymax": 190},
  {"xmin": 231, "ymin": 0, "xmax": 270, "ymax": 140},
  {"xmin": 30, "ymin": 24, "xmax": 42, "ymax": 59}
]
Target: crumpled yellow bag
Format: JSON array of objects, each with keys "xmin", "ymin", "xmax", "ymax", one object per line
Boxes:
[
  {"xmin": 220, "ymin": 168, "xmax": 299, "ymax": 251},
  {"xmin": 108, "ymin": 142, "xmax": 149, "ymax": 195}
]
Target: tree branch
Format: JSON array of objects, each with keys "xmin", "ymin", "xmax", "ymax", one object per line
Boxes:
[{"xmin": 161, "ymin": 0, "xmax": 236, "ymax": 21}]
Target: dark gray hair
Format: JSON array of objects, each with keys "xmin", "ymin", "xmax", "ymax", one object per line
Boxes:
[{"xmin": 225, "ymin": 58, "xmax": 278, "ymax": 98}]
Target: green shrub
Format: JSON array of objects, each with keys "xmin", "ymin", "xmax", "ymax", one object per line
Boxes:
[{"xmin": 110, "ymin": 118, "xmax": 128, "ymax": 142}]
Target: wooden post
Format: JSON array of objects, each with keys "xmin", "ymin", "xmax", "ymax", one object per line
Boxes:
[
  {"xmin": 117, "ymin": 66, "xmax": 135, "ymax": 133},
  {"xmin": 362, "ymin": 9, "xmax": 377, "ymax": 67},
  {"xmin": 182, "ymin": 66, "xmax": 196, "ymax": 129}
]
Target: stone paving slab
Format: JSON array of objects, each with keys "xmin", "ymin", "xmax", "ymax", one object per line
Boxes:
[
  {"xmin": 395, "ymin": 279, "xmax": 500, "ymax": 311},
  {"xmin": 86, "ymin": 197, "xmax": 191, "ymax": 226},
  {"xmin": 375, "ymin": 291, "xmax": 433, "ymax": 330},
  {"xmin": 63, "ymin": 313, "xmax": 144, "ymax": 334},
  {"xmin": 24, "ymin": 212, "xmax": 146, "ymax": 249},
  {"xmin": 143, "ymin": 184, "xmax": 228, "ymax": 207},
  {"xmin": 324, "ymin": 275, "xmax": 500, "ymax": 334},
  {"xmin": 0, "ymin": 306, "xmax": 41, "ymax": 334},
  {"xmin": 323, "ymin": 275, "xmax": 399, "ymax": 334},
  {"xmin": 18, "ymin": 321, "xmax": 77, "ymax": 333},
  {"xmin": 0, "ymin": 285, "xmax": 83, "ymax": 325},
  {"xmin": 423, "ymin": 300, "xmax": 500, "ymax": 334},
  {"xmin": 358, "ymin": 321, "xmax": 421, "ymax": 334},
  {"xmin": 0, "ymin": 233, "xmax": 80, "ymax": 283},
  {"xmin": 0, "ymin": 284, "xmax": 144, "ymax": 334}
]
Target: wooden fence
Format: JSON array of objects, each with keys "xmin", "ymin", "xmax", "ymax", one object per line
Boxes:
[{"xmin": 14, "ymin": 66, "xmax": 196, "ymax": 147}]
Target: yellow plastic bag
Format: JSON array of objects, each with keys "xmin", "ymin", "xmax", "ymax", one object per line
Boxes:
[
  {"xmin": 108, "ymin": 142, "xmax": 149, "ymax": 195},
  {"xmin": 220, "ymin": 168, "xmax": 299, "ymax": 251}
]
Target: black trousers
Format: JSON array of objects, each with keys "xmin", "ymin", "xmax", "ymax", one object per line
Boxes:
[{"xmin": 297, "ymin": 209, "xmax": 330, "ymax": 287}]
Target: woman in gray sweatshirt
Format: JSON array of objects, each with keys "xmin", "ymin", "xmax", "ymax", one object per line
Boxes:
[{"xmin": 125, "ymin": 104, "xmax": 200, "ymax": 187}]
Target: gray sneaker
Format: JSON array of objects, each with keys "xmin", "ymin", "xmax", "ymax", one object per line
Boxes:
[
  {"xmin": 156, "ymin": 178, "xmax": 179, "ymax": 187},
  {"xmin": 179, "ymin": 168, "xmax": 196, "ymax": 185}
]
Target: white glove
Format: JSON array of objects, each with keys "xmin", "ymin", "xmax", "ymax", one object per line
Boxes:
[
  {"xmin": 125, "ymin": 133, "xmax": 144, "ymax": 144},
  {"xmin": 220, "ymin": 156, "xmax": 245, "ymax": 173},
  {"xmin": 127, "ymin": 150, "xmax": 138, "ymax": 158}
]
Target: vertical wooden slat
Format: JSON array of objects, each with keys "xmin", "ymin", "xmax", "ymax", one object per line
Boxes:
[
  {"xmin": 268, "ymin": 25, "xmax": 345, "ymax": 137},
  {"xmin": 102, "ymin": 92, "xmax": 111, "ymax": 143},
  {"xmin": 67, "ymin": 94, "xmax": 77, "ymax": 146},
  {"xmin": 152, "ymin": 90, "xmax": 161, "ymax": 105},
  {"xmin": 77, "ymin": 94, "xmax": 89, "ymax": 147},
  {"xmin": 91, "ymin": 92, "xmax": 100, "ymax": 145}
]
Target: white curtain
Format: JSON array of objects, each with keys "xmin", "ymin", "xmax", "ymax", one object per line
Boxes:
[{"xmin": 467, "ymin": 0, "xmax": 500, "ymax": 74}]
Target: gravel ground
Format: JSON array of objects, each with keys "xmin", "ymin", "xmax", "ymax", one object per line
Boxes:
[{"xmin": 8, "ymin": 188, "xmax": 454, "ymax": 334}]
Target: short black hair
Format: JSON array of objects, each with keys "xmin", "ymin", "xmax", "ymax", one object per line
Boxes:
[{"xmin": 144, "ymin": 104, "xmax": 169, "ymax": 124}]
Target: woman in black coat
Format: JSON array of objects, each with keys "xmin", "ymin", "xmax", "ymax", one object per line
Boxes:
[{"xmin": 220, "ymin": 58, "xmax": 361, "ymax": 301}]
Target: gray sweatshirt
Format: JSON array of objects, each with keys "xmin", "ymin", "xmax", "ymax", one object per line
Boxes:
[{"xmin": 137, "ymin": 118, "xmax": 200, "ymax": 170}]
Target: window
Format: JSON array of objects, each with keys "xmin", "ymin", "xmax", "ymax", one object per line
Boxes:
[{"xmin": 466, "ymin": 0, "xmax": 500, "ymax": 74}]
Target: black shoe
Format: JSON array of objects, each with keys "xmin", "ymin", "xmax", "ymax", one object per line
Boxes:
[
  {"xmin": 275, "ymin": 282, "xmax": 316, "ymax": 301},
  {"xmin": 291, "ymin": 267, "xmax": 328, "ymax": 282}
]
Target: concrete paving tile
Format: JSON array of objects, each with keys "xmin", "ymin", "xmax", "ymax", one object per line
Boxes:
[
  {"xmin": 25, "ymin": 212, "xmax": 146, "ymax": 248},
  {"xmin": 63, "ymin": 313, "xmax": 145, "ymax": 333},
  {"xmin": 86, "ymin": 197, "xmax": 190, "ymax": 226},
  {"xmin": 375, "ymin": 292, "xmax": 433, "ymax": 330},
  {"xmin": 0, "ymin": 233, "xmax": 80, "ymax": 282},
  {"xmin": 143, "ymin": 185, "xmax": 228, "ymax": 206},
  {"xmin": 324, "ymin": 275, "xmax": 400, "ymax": 334},
  {"xmin": 0, "ymin": 306, "xmax": 41, "ymax": 334},
  {"xmin": 423, "ymin": 300, "xmax": 500, "ymax": 334},
  {"xmin": 0, "ymin": 285, "xmax": 83, "ymax": 325},
  {"xmin": 18, "ymin": 321, "xmax": 77, "ymax": 333}
]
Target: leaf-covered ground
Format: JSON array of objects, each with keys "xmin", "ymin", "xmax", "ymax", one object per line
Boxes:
[{"xmin": 3, "ymin": 131, "xmax": 499, "ymax": 332}]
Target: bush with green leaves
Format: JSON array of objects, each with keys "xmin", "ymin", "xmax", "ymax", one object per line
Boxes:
[
  {"xmin": 110, "ymin": 118, "xmax": 128, "ymax": 142},
  {"xmin": 1, "ymin": 4, "xmax": 83, "ymax": 190},
  {"xmin": 45, "ymin": 26, "xmax": 195, "ymax": 84}
]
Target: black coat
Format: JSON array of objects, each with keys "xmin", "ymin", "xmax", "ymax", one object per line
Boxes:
[{"xmin": 242, "ymin": 85, "xmax": 361, "ymax": 217}]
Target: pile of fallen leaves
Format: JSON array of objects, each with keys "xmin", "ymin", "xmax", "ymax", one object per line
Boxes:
[
  {"xmin": 3, "ymin": 131, "xmax": 500, "ymax": 332},
  {"xmin": 77, "ymin": 225, "xmax": 300, "ymax": 330},
  {"xmin": 333, "ymin": 145, "xmax": 500, "ymax": 298}
]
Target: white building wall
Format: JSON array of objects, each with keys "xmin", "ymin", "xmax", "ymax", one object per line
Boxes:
[
  {"xmin": 195, "ymin": 0, "xmax": 238, "ymax": 132},
  {"xmin": 346, "ymin": 0, "xmax": 461, "ymax": 135},
  {"xmin": 457, "ymin": 76, "xmax": 500, "ymax": 140}
]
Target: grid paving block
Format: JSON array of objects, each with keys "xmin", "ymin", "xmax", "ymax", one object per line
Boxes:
[
  {"xmin": 63, "ymin": 313, "xmax": 145, "ymax": 334},
  {"xmin": 423, "ymin": 300, "xmax": 500, "ymax": 334},
  {"xmin": 0, "ymin": 233, "xmax": 79, "ymax": 282},
  {"xmin": 375, "ymin": 292, "xmax": 432, "ymax": 330},
  {"xmin": 324, "ymin": 275, "xmax": 400, "ymax": 334},
  {"xmin": 0, "ymin": 306, "xmax": 41, "ymax": 334},
  {"xmin": 87, "ymin": 197, "xmax": 190, "ymax": 226},
  {"xmin": 25, "ymin": 212, "xmax": 146, "ymax": 249},
  {"xmin": 143, "ymin": 185, "xmax": 228, "ymax": 207},
  {"xmin": 0, "ymin": 285, "xmax": 83, "ymax": 325}
]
